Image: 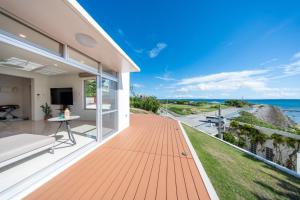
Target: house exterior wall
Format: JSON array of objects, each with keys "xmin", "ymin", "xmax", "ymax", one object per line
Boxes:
[{"xmin": 118, "ymin": 72, "xmax": 130, "ymax": 131}]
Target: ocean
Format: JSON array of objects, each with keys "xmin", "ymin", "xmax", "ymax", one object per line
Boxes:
[{"xmin": 168, "ymin": 99, "xmax": 300, "ymax": 124}]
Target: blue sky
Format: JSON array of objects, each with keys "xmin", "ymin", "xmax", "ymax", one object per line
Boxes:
[{"xmin": 78, "ymin": 0, "xmax": 300, "ymax": 99}]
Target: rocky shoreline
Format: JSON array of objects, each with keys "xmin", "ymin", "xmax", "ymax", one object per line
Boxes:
[{"xmin": 252, "ymin": 104, "xmax": 297, "ymax": 129}]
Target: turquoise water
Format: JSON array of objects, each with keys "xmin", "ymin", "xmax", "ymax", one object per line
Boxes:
[{"xmin": 167, "ymin": 99, "xmax": 300, "ymax": 124}]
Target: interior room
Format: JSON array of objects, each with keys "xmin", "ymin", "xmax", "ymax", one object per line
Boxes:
[{"xmin": 0, "ymin": 42, "xmax": 98, "ymax": 192}]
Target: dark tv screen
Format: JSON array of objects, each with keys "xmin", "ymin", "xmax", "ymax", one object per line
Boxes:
[{"xmin": 50, "ymin": 88, "xmax": 73, "ymax": 105}]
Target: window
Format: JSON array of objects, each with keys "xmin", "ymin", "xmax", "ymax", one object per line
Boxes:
[
  {"xmin": 102, "ymin": 65, "xmax": 118, "ymax": 78},
  {"xmin": 68, "ymin": 47, "xmax": 98, "ymax": 69},
  {"xmin": 102, "ymin": 78, "xmax": 117, "ymax": 112},
  {"xmin": 266, "ymin": 147, "xmax": 274, "ymax": 161},
  {"xmin": 250, "ymin": 143, "xmax": 257, "ymax": 154},
  {"xmin": 0, "ymin": 12, "xmax": 63, "ymax": 55},
  {"xmin": 102, "ymin": 111, "xmax": 118, "ymax": 137},
  {"xmin": 84, "ymin": 79, "xmax": 96, "ymax": 109}
]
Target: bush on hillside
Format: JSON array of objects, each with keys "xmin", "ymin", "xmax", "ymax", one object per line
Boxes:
[
  {"xmin": 223, "ymin": 132, "xmax": 237, "ymax": 144},
  {"xmin": 130, "ymin": 95, "xmax": 160, "ymax": 113},
  {"xmin": 224, "ymin": 100, "xmax": 251, "ymax": 107}
]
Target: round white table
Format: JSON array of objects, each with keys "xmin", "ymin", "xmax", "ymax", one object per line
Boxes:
[{"xmin": 48, "ymin": 116, "xmax": 80, "ymax": 144}]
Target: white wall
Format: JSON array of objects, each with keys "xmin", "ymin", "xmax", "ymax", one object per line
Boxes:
[
  {"xmin": 0, "ymin": 74, "xmax": 31, "ymax": 118},
  {"xmin": 118, "ymin": 72, "xmax": 130, "ymax": 131},
  {"xmin": 48, "ymin": 74, "xmax": 96, "ymax": 121},
  {"xmin": 0, "ymin": 68, "xmax": 49, "ymax": 121}
]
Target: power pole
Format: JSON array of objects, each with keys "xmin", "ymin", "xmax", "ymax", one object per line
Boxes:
[{"xmin": 218, "ymin": 104, "xmax": 223, "ymax": 140}]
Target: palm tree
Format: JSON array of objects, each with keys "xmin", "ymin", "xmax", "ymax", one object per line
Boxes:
[
  {"xmin": 285, "ymin": 138, "xmax": 300, "ymax": 170},
  {"xmin": 271, "ymin": 134, "xmax": 285, "ymax": 165},
  {"xmin": 248, "ymin": 127, "xmax": 267, "ymax": 153}
]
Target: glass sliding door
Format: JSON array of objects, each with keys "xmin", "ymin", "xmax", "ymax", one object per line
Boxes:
[{"xmin": 102, "ymin": 77, "xmax": 118, "ymax": 138}]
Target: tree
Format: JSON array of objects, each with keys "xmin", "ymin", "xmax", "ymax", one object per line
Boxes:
[
  {"xmin": 130, "ymin": 95, "xmax": 160, "ymax": 113},
  {"xmin": 271, "ymin": 134, "xmax": 285, "ymax": 165},
  {"xmin": 86, "ymin": 80, "xmax": 96, "ymax": 97},
  {"xmin": 230, "ymin": 121, "xmax": 246, "ymax": 147},
  {"xmin": 285, "ymin": 138, "xmax": 300, "ymax": 170},
  {"xmin": 247, "ymin": 126, "xmax": 267, "ymax": 152}
]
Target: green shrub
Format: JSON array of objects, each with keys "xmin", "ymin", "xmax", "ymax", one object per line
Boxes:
[
  {"xmin": 224, "ymin": 100, "xmax": 251, "ymax": 107},
  {"xmin": 224, "ymin": 132, "xmax": 237, "ymax": 144},
  {"xmin": 130, "ymin": 95, "xmax": 160, "ymax": 113}
]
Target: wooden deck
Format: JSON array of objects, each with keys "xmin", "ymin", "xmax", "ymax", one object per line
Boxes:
[{"xmin": 26, "ymin": 114, "xmax": 210, "ymax": 200}]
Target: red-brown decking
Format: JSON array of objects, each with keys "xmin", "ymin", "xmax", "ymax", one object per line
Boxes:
[{"xmin": 26, "ymin": 114, "xmax": 210, "ymax": 200}]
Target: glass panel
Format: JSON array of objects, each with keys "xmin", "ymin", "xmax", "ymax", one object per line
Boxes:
[
  {"xmin": 102, "ymin": 111, "xmax": 117, "ymax": 138},
  {"xmin": 0, "ymin": 12, "xmax": 63, "ymax": 55},
  {"xmin": 84, "ymin": 79, "xmax": 96, "ymax": 109},
  {"xmin": 102, "ymin": 78, "xmax": 117, "ymax": 112},
  {"xmin": 68, "ymin": 47, "xmax": 98, "ymax": 68},
  {"xmin": 102, "ymin": 65, "xmax": 118, "ymax": 77}
]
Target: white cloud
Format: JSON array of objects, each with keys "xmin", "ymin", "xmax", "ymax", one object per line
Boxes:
[
  {"xmin": 292, "ymin": 51, "xmax": 300, "ymax": 60},
  {"xmin": 155, "ymin": 76, "xmax": 174, "ymax": 81},
  {"xmin": 282, "ymin": 60, "xmax": 300, "ymax": 75},
  {"xmin": 178, "ymin": 70, "xmax": 268, "ymax": 85},
  {"xmin": 281, "ymin": 53, "xmax": 300, "ymax": 76},
  {"xmin": 132, "ymin": 83, "xmax": 144, "ymax": 88},
  {"xmin": 161, "ymin": 51, "xmax": 300, "ymax": 99},
  {"xmin": 260, "ymin": 58, "xmax": 278, "ymax": 66},
  {"xmin": 148, "ymin": 43, "xmax": 167, "ymax": 58},
  {"xmin": 155, "ymin": 68, "xmax": 175, "ymax": 81},
  {"xmin": 134, "ymin": 49, "xmax": 144, "ymax": 54},
  {"xmin": 175, "ymin": 69, "xmax": 271, "ymax": 94}
]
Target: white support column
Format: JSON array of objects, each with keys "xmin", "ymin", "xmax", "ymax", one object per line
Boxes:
[{"xmin": 96, "ymin": 64, "xmax": 102, "ymax": 142}]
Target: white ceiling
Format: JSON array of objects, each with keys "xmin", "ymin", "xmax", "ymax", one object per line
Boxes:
[
  {"xmin": 0, "ymin": 0, "xmax": 140, "ymax": 72},
  {"xmin": 0, "ymin": 42, "xmax": 83, "ymax": 75}
]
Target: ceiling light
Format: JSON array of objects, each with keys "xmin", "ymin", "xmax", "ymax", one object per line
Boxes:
[
  {"xmin": 19, "ymin": 33, "xmax": 26, "ymax": 38},
  {"xmin": 0, "ymin": 57, "xmax": 43, "ymax": 71},
  {"xmin": 75, "ymin": 33, "xmax": 97, "ymax": 48}
]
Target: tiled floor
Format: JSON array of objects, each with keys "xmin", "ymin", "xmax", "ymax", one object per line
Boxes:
[{"xmin": 26, "ymin": 114, "xmax": 210, "ymax": 200}]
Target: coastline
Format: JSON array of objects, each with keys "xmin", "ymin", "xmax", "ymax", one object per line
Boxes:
[{"xmin": 163, "ymin": 99, "xmax": 300, "ymax": 125}]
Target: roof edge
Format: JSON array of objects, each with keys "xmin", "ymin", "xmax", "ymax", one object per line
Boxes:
[{"xmin": 66, "ymin": 0, "xmax": 140, "ymax": 72}]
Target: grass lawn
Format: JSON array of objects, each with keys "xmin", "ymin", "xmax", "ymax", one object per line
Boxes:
[
  {"xmin": 183, "ymin": 124, "xmax": 300, "ymax": 200},
  {"xmin": 164, "ymin": 103, "xmax": 229, "ymax": 115}
]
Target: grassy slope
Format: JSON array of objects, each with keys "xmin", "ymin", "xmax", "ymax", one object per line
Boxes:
[
  {"xmin": 234, "ymin": 111, "xmax": 279, "ymax": 129},
  {"xmin": 164, "ymin": 103, "xmax": 229, "ymax": 115},
  {"xmin": 234, "ymin": 111, "xmax": 300, "ymax": 134},
  {"xmin": 183, "ymin": 124, "xmax": 300, "ymax": 200},
  {"xmin": 130, "ymin": 108, "xmax": 151, "ymax": 114}
]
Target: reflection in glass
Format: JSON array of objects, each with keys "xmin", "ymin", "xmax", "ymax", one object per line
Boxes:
[{"xmin": 102, "ymin": 78, "xmax": 117, "ymax": 112}]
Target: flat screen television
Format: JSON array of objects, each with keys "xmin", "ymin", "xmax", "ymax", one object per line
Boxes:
[{"xmin": 50, "ymin": 88, "xmax": 73, "ymax": 105}]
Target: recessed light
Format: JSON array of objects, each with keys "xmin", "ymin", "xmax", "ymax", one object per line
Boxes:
[
  {"xmin": 75, "ymin": 33, "xmax": 97, "ymax": 48},
  {"xmin": 19, "ymin": 33, "xmax": 26, "ymax": 38}
]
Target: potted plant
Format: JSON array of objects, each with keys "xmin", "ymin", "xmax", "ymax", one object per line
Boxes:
[{"xmin": 40, "ymin": 102, "xmax": 52, "ymax": 120}]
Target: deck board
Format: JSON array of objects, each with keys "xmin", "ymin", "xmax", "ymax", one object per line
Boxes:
[{"xmin": 26, "ymin": 114, "xmax": 210, "ymax": 200}]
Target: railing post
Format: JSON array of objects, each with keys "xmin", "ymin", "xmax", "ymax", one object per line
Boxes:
[{"xmin": 297, "ymin": 152, "xmax": 300, "ymax": 174}]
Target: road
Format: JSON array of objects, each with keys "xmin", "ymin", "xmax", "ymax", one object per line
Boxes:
[{"xmin": 161, "ymin": 107, "xmax": 248, "ymax": 136}]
